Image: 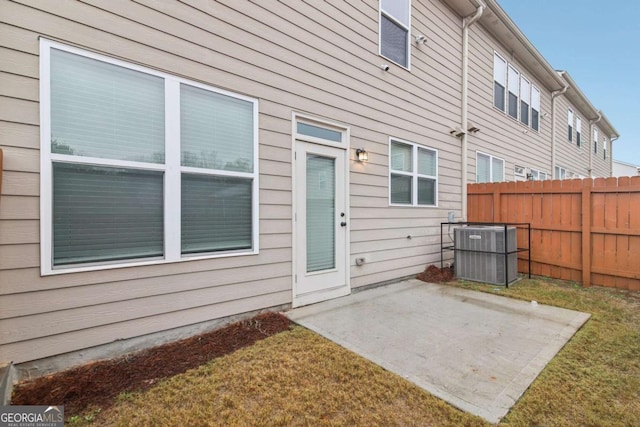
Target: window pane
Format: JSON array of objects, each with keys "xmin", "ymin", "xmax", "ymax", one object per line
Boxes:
[
  {"xmin": 508, "ymin": 92, "xmax": 518, "ymax": 119},
  {"xmin": 492, "ymin": 158, "xmax": 504, "ymax": 182},
  {"xmin": 181, "ymin": 174, "xmax": 252, "ymax": 254},
  {"xmin": 181, "ymin": 84, "xmax": 254, "ymax": 172},
  {"xmin": 520, "ymin": 101, "xmax": 529, "ymax": 125},
  {"xmin": 53, "ymin": 163, "xmax": 163, "ymax": 266},
  {"xmin": 390, "ymin": 174, "xmax": 412, "ymax": 204},
  {"xmin": 51, "ymin": 49, "xmax": 165, "ymax": 163},
  {"xmin": 477, "ymin": 154, "xmax": 490, "ymax": 183},
  {"xmin": 418, "ymin": 148, "xmax": 436, "ymax": 176},
  {"xmin": 531, "ymin": 86, "xmax": 541, "ymax": 110},
  {"xmin": 381, "ymin": 0, "xmax": 410, "ymax": 26},
  {"xmin": 390, "ymin": 141, "xmax": 412, "ymax": 172},
  {"xmin": 494, "ymin": 82, "xmax": 506, "ymax": 111},
  {"xmin": 297, "ymin": 122, "xmax": 342, "ymax": 142},
  {"xmin": 493, "ymin": 54, "xmax": 507, "ymax": 85},
  {"xmin": 381, "ymin": 14, "xmax": 408, "ymax": 67},
  {"xmin": 568, "ymin": 126, "xmax": 573, "ymax": 142},
  {"xmin": 532, "ymin": 109, "xmax": 539, "ymax": 131},
  {"xmin": 306, "ymin": 155, "xmax": 335, "ymax": 272},
  {"xmin": 418, "ymin": 177, "xmax": 435, "ymax": 205}
]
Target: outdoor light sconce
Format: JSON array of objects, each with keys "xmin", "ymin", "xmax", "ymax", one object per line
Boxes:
[{"xmin": 356, "ymin": 148, "xmax": 368, "ymax": 162}]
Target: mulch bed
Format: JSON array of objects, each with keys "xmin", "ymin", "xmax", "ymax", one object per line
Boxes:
[
  {"xmin": 11, "ymin": 312, "xmax": 291, "ymax": 416},
  {"xmin": 416, "ymin": 265, "xmax": 455, "ymax": 283}
]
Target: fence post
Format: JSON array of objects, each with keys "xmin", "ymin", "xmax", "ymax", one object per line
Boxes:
[{"xmin": 581, "ymin": 179, "xmax": 592, "ymax": 287}]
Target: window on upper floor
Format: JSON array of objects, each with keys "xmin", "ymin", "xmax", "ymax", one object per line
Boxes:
[
  {"xmin": 493, "ymin": 53, "xmax": 540, "ymax": 132},
  {"xmin": 476, "ymin": 152, "xmax": 504, "ymax": 183},
  {"xmin": 380, "ymin": 0, "xmax": 411, "ymax": 69},
  {"xmin": 493, "ymin": 53, "xmax": 507, "ymax": 112},
  {"xmin": 555, "ymin": 165, "xmax": 568, "ymax": 180},
  {"xmin": 389, "ymin": 139, "xmax": 438, "ymax": 206},
  {"xmin": 40, "ymin": 40, "xmax": 259, "ymax": 274},
  {"xmin": 507, "ymin": 65, "xmax": 519, "ymax": 120},
  {"xmin": 567, "ymin": 109, "xmax": 574, "ymax": 142},
  {"xmin": 531, "ymin": 86, "xmax": 541, "ymax": 131},
  {"xmin": 520, "ymin": 76, "xmax": 530, "ymax": 126},
  {"xmin": 576, "ymin": 116, "xmax": 582, "ymax": 147},
  {"xmin": 604, "ymin": 138, "xmax": 608, "ymax": 159},
  {"xmin": 594, "ymin": 128, "xmax": 599, "ymax": 154}
]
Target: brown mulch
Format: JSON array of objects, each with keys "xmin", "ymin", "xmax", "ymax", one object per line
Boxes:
[
  {"xmin": 416, "ymin": 264, "xmax": 455, "ymax": 283},
  {"xmin": 11, "ymin": 312, "xmax": 291, "ymax": 416}
]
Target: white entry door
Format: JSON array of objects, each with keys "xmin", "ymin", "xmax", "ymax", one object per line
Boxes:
[{"xmin": 293, "ymin": 140, "xmax": 349, "ymax": 307}]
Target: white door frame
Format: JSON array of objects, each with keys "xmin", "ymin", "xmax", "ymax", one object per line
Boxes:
[{"xmin": 291, "ymin": 113, "xmax": 350, "ymax": 307}]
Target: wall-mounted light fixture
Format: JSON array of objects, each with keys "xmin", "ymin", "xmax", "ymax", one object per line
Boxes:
[
  {"xmin": 380, "ymin": 64, "xmax": 390, "ymax": 71},
  {"xmin": 467, "ymin": 121, "xmax": 480, "ymax": 133},
  {"xmin": 356, "ymin": 148, "xmax": 368, "ymax": 162}
]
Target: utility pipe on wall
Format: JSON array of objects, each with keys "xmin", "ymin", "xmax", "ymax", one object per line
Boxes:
[
  {"xmin": 551, "ymin": 73, "xmax": 568, "ymax": 178},
  {"xmin": 461, "ymin": 0, "xmax": 484, "ymax": 220},
  {"xmin": 588, "ymin": 111, "xmax": 602, "ymax": 176}
]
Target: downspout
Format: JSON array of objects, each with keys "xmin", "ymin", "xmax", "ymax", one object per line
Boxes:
[
  {"xmin": 551, "ymin": 73, "xmax": 568, "ymax": 178},
  {"xmin": 609, "ymin": 136, "xmax": 618, "ymax": 177},
  {"xmin": 588, "ymin": 111, "xmax": 602, "ymax": 176},
  {"xmin": 461, "ymin": 0, "xmax": 484, "ymax": 220}
]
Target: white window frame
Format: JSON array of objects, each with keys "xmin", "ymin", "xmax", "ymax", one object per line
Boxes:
[
  {"xmin": 40, "ymin": 39, "xmax": 260, "ymax": 275},
  {"xmin": 567, "ymin": 108, "xmax": 574, "ymax": 142},
  {"xmin": 514, "ymin": 165, "xmax": 525, "ymax": 178},
  {"xmin": 507, "ymin": 65, "xmax": 520, "ymax": 120},
  {"xmin": 493, "ymin": 52, "xmax": 507, "ymax": 112},
  {"xmin": 594, "ymin": 128, "xmax": 599, "ymax": 154},
  {"xmin": 555, "ymin": 165, "xmax": 568, "ymax": 180},
  {"xmin": 379, "ymin": 0, "xmax": 412, "ymax": 70},
  {"xmin": 576, "ymin": 116, "xmax": 582, "ymax": 147},
  {"xmin": 529, "ymin": 168, "xmax": 547, "ymax": 181},
  {"xmin": 476, "ymin": 151, "xmax": 505, "ymax": 183},
  {"xmin": 603, "ymin": 138, "xmax": 608, "ymax": 159},
  {"xmin": 531, "ymin": 85, "xmax": 541, "ymax": 132},
  {"xmin": 520, "ymin": 76, "xmax": 531, "ymax": 126},
  {"xmin": 389, "ymin": 138, "xmax": 438, "ymax": 207}
]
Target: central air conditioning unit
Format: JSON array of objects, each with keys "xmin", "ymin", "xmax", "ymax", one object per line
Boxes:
[{"xmin": 454, "ymin": 226, "xmax": 518, "ymax": 286}]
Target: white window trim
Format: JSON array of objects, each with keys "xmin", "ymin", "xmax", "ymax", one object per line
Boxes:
[
  {"xmin": 493, "ymin": 51, "xmax": 507, "ymax": 112},
  {"xmin": 40, "ymin": 39, "xmax": 260, "ymax": 275},
  {"xmin": 389, "ymin": 137, "xmax": 438, "ymax": 207},
  {"xmin": 594, "ymin": 128, "xmax": 599, "ymax": 153},
  {"xmin": 567, "ymin": 108, "xmax": 574, "ymax": 142},
  {"xmin": 507, "ymin": 65, "xmax": 520, "ymax": 120},
  {"xmin": 379, "ymin": 0, "xmax": 412, "ymax": 70},
  {"xmin": 476, "ymin": 151, "xmax": 505, "ymax": 183},
  {"xmin": 555, "ymin": 165, "xmax": 568, "ymax": 179},
  {"xmin": 514, "ymin": 165, "xmax": 525, "ymax": 178},
  {"xmin": 576, "ymin": 116, "xmax": 582, "ymax": 147},
  {"xmin": 531, "ymin": 85, "xmax": 541, "ymax": 132}
]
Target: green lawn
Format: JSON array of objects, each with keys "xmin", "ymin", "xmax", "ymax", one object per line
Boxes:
[{"xmin": 76, "ymin": 278, "xmax": 640, "ymax": 426}]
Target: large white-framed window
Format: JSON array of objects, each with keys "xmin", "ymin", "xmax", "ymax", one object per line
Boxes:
[
  {"xmin": 379, "ymin": 0, "xmax": 411, "ymax": 69},
  {"xmin": 594, "ymin": 128, "xmax": 599, "ymax": 154},
  {"xmin": 40, "ymin": 39, "xmax": 259, "ymax": 275},
  {"xmin": 476, "ymin": 152, "xmax": 505, "ymax": 183},
  {"xmin": 555, "ymin": 165, "xmax": 568, "ymax": 179},
  {"xmin": 389, "ymin": 138, "xmax": 438, "ymax": 206},
  {"xmin": 567, "ymin": 109, "xmax": 574, "ymax": 142},
  {"xmin": 531, "ymin": 86, "xmax": 541, "ymax": 131},
  {"xmin": 493, "ymin": 52, "xmax": 507, "ymax": 112},
  {"xmin": 507, "ymin": 65, "xmax": 519, "ymax": 120},
  {"xmin": 520, "ymin": 76, "xmax": 530, "ymax": 126},
  {"xmin": 576, "ymin": 116, "xmax": 582, "ymax": 147},
  {"xmin": 530, "ymin": 168, "xmax": 547, "ymax": 181}
]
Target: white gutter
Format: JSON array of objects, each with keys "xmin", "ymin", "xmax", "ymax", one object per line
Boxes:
[
  {"xmin": 461, "ymin": 0, "xmax": 484, "ymax": 220},
  {"xmin": 551, "ymin": 72, "xmax": 569, "ymax": 178},
  {"xmin": 588, "ymin": 111, "xmax": 602, "ymax": 176}
]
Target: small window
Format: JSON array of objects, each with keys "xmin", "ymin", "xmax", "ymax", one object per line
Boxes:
[
  {"xmin": 555, "ymin": 165, "xmax": 568, "ymax": 180},
  {"xmin": 520, "ymin": 76, "xmax": 530, "ymax": 126},
  {"xmin": 389, "ymin": 139, "xmax": 438, "ymax": 206},
  {"xmin": 567, "ymin": 109, "xmax": 574, "ymax": 142},
  {"xmin": 507, "ymin": 65, "xmax": 519, "ymax": 119},
  {"xmin": 493, "ymin": 53, "xmax": 507, "ymax": 112},
  {"xmin": 594, "ymin": 128, "xmax": 599, "ymax": 154},
  {"xmin": 476, "ymin": 152, "xmax": 505, "ymax": 183},
  {"xmin": 576, "ymin": 116, "xmax": 582, "ymax": 147},
  {"xmin": 531, "ymin": 86, "xmax": 541, "ymax": 131},
  {"xmin": 514, "ymin": 165, "xmax": 525, "ymax": 177},
  {"xmin": 603, "ymin": 138, "xmax": 608, "ymax": 159},
  {"xmin": 297, "ymin": 122, "xmax": 342, "ymax": 142},
  {"xmin": 380, "ymin": 0, "xmax": 411, "ymax": 68},
  {"xmin": 530, "ymin": 169, "xmax": 547, "ymax": 181}
]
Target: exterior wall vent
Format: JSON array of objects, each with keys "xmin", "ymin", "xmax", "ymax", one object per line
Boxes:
[{"xmin": 454, "ymin": 226, "xmax": 517, "ymax": 286}]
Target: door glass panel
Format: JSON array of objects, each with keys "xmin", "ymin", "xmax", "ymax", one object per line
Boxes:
[{"xmin": 306, "ymin": 154, "xmax": 335, "ymax": 272}]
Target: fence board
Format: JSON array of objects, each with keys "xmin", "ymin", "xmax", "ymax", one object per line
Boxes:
[{"xmin": 468, "ymin": 177, "xmax": 640, "ymax": 291}]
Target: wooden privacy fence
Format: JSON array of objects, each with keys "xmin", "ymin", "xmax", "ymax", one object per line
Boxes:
[{"xmin": 467, "ymin": 177, "xmax": 640, "ymax": 291}]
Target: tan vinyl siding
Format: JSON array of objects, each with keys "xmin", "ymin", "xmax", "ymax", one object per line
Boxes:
[
  {"xmin": 0, "ymin": 0, "xmax": 465, "ymax": 365},
  {"xmin": 466, "ymin": 24, "xmax": 554, "ymax": 182}
]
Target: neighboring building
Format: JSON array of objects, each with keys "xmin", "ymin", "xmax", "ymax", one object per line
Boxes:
[
  {"xmin": 0, "ymin": 0, "xmax": 619, "ymax": 375},
  {"xmin": 613, "ymin": 160, "xmax": 640, "ymax": 177}
]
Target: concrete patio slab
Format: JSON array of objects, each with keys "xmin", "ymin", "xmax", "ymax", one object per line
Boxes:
[{"xmin": 286, "ymin": 279, "xmax": 590, "ymax": 424}]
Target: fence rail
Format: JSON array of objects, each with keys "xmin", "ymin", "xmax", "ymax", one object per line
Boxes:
[{"xmin": 467, "ymin": 177, "xmax": 640, "ymax": 291}]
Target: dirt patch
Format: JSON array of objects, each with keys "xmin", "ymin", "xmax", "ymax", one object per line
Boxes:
[
  {"xmin": 416, "ymin": 264, "xmax": 455, "ymax": 283},
  {"xmin": 11, "ymin": 312, "xmax": 291, "ymax": 416}
]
